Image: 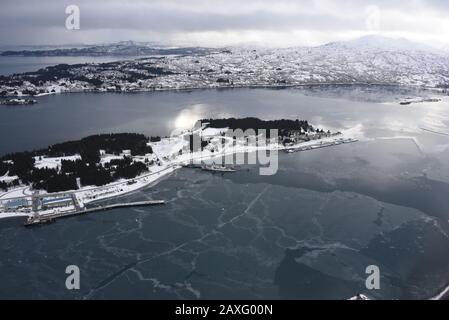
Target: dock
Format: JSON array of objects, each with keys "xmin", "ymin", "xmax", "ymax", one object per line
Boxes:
[{"xmin": 24, "ymin": 200, "xmax": 165, "ymax": 226}]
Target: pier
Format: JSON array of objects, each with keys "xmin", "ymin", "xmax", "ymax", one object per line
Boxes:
[{"xmin": 24, "ymin": 200, "xmax": 165, "ymax": 226}]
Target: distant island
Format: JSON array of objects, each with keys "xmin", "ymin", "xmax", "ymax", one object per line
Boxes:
[
  {"xmin": 0, "ymin": 118, "xmax": 356, "ymax": 225},
  {"xmin": 399, "ymin": 97, "xmax": 441, "ymax": 105},
  {"xmin": 0, "ymin": 42, "xmax": 213, "ymax": 57},
  {"xmin": 0, "ymin": 98, "xmax": 36, "ymax": 105}
]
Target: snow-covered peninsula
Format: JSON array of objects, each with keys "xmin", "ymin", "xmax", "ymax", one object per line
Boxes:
[{"xmin": 0, "ymin": 119, "xmax": 357, "ymax": 223}]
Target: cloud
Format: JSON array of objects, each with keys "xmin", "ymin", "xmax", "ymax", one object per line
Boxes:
[{"xmin": 0, "ymin": 0, "xmax": 448, "ymax": 48}]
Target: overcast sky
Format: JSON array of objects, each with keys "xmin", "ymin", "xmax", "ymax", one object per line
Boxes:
[{"xmin": 1, "ymin": 0, "xmax": 449, "ymax": 48}]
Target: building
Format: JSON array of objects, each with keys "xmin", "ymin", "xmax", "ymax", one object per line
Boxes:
[
  {"xmin": 41, "ymin": 197, "xmax": 73, "ymax": 210},
  {"xmin": 122, "ymin": 149, "xmax": 132, "ymax": 157},
  {"xmin": 2, "ymin": 198, "xmax": 29, "ymax": 211}
]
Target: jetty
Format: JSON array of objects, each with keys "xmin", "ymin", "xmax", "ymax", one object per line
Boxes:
[{"xmin": 24, "ymin": 200, "xmax": 165, "ymax": 226}]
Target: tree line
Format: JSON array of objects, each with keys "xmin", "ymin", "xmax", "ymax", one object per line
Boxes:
[
  {"xmin": 0, "ymin": 133, "xmax": 153, "ymax": 193},
  {"xmin": 201, "ymin": 117, "xmax": 316, "ymax": 137}
]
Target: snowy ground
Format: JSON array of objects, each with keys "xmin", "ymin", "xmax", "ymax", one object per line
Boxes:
[
  {"xmin": 0, "ymin": 174, "xmax": 19, "ymax": 183},
  {"xmin": 34, "ymin": 155, "xmax": 81, "ymax": 169},
  {"xmin": 0, "ymin": 185, "xmax": 33, "ymax": 199}
]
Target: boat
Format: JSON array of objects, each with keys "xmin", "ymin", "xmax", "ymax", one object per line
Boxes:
[
  {"xmin": 201, "ymin": 164, "xmax": 237, "ymax": 172},
  {"xmin": 24, "ymin": 216, "xmax": 55, "ymax": 226},
  {"xmin": 182, "ymin": 162, "xmax": 203, "ymax": 168}
]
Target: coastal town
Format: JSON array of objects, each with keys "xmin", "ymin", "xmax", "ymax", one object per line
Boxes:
[{"xmin": 2, "ymin": 36, "xmax": 449, "ymax": 98}]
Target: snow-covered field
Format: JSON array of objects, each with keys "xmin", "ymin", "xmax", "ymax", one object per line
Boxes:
[{"xmin": 0, "ymin": 174, "xmax": 18, "ymax": 183}]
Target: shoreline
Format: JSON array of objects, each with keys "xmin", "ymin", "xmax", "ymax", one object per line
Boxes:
[
  {"xmin": 430, "ymin": 283, "xmax": 449, "ymax": 300},
  {"xmin": 8, "ymin": 82, "xmax": 447, "ymax": 99}
]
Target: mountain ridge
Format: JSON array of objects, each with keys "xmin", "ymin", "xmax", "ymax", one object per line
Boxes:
[
  {"xmin": 2, "ymin": 34, "xmax": 449, "ymax": 93},
  {"xmin": 1, "ymin": 35, "xmax": 445, "ymax": 56},
  {"xmin": 321, "ymin": 34, "xmax": 441, "ymax": 53}
]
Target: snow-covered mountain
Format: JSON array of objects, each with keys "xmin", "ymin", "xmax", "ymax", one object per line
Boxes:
[
  {"xmin": 227, "ymin": 35, "xmax": 449, "ymax": 88},
  {"xmin": 323, "ymin": 35, "xmax": 439, "ymax": 53},
  {"xmin": 2, "ymin": 35, "xmax": 449, "ymax": 94}
]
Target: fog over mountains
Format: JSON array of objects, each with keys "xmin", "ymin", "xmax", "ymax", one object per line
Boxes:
[
  {"xmin": 1, "ymin": 35, "xmax": 446, "ymax": 56},
  {"xmin": 324, "ymin": 35, "xmax": 442, "ymax": 53}
]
